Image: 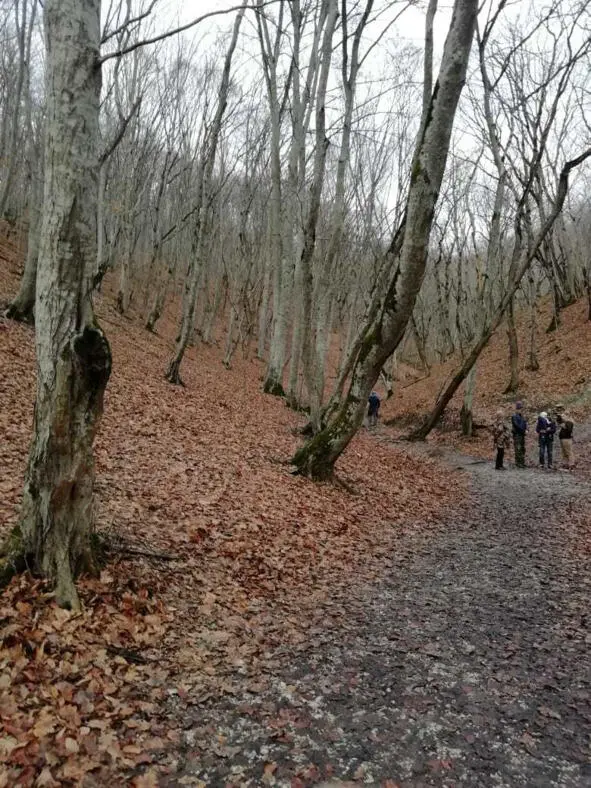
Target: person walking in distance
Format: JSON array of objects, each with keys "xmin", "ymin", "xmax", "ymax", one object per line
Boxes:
[
  {"xmin": 556, "ymin": 412, "xmax": 575, "ymax": 469},
  {"xmin": 511, "ymin": 401, "xmax": 527, "ymax": 468},
  {"xmin": 492, "ymin": 410, "xmax": 510, "ymax": 470},
  {"xmin": 536, "ymin": 411, "xmax": 556, "ymax": 469},
  {"xmin": 367, "ymin": 391, "xmax": 381, "ymax": 428}
]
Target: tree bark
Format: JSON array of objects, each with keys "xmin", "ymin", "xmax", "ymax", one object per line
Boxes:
[
  {"xmin": 460, "ymin": 363, "xmax": 477, "ymax": 436},
  {"xmin": 1, "ymin": 0, "xmax": 111, "ymax": 610},
  {"xmin": 6, "ymin": 164, "xmax": 41, "ymax": 322},
  {"xmin": 0, "ymin": 0, "xmax": 37, "ymax": 218},
  {"xmin": 292, "ymin": 0, "xmax": 479, "ymax": 479}
]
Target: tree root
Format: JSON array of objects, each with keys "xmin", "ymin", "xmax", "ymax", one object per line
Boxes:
[
  {"xmin": 98, "ymin": 532, "xmax": 178, "ymax": 562},
  {"xmin": 4, "ymin": 301, "xmax": 35, "ymax": 324},
  {"xmin": 333, "ymin": 474, "xmax": 359, "ymax": 495},
  {"xmin": 106, "ymin": 644, "xmax": 152, "ymax": 664},
  {"xmin": 0, "ymin": 527, "xmax": 28, "ymax": 589}
]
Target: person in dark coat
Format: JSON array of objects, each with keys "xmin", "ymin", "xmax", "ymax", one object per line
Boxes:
[
  {"xmin": 367, "ymin": 391, "xmax": 380, "ymax": 427},
  {"xmin": 536, "ymin": 411, "xmax": 556, "ymax": 469},
  {"xmin": 511, "ymin": 401, "xmax": 527, "ymax": 468}
]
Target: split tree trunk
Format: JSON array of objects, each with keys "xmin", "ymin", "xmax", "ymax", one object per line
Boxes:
[
  {"xmin": 1, "ymin": 0, "xmax": 111, "ymax": 610},
  {"xmin": 292, "ymin": 0, "xmax": 478, "ymax": 479}
]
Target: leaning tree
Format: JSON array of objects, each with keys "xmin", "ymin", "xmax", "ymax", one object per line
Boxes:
[{"xmin": 292, "ymin": 0, "xmax": 480, "ymax": 479}]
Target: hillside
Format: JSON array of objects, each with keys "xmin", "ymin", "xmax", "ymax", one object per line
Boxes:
[
  {"xmin": 381, "ymin": 297, "xmax": 591, "ymax": 466},
  {"xmin": 0, "ymin": 245, "xmax": 462, "ymax": 784}
]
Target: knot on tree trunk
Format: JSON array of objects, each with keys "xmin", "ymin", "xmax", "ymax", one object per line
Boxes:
[{"xmin": 72, "ymin": 326, "xmax": 112, "ymax": 397}]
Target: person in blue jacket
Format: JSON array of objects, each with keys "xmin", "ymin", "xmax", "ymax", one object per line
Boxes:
[
  {"xmin": 536, "ymin": 411, "xmax": 556, "ymax": 469},
  {"xmin": 511, "ymin": 402, "xmax": 528, "ymax": 467},
  {"xmin": 367, "ymin": 391, "xmax": 381, "ymax": 427}
]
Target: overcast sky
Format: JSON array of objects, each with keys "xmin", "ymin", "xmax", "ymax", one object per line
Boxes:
[{"xmin": 156, "ymin": 0, "xmax": 454, "ymax": 53}]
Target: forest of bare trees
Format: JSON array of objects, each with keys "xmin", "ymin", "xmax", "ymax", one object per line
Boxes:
[{"xmin": 1, "ymin": 0, "xmax": 591, "ymax": 602}]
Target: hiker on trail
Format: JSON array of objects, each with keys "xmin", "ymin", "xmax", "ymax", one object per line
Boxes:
[
  {"xmin": 556, "ymin": 413, "xmax": 575, "ymax": 469},
  {"xmin": 492, "ymin": 410, "xmax": 510, "ymax": 470},
  {"xmin": 511, "ymin": 402, "xmax": 528, "ymax": 468},
  {"xmin": 536, "ymin": 411, "xmax": 556, "ymax": 469},
  {"xmin": 367, "ymin": 391, "xmax": 381, "ymax": 428}
]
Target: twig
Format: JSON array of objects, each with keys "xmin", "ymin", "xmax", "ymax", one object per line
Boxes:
[
  {"xmin": 106, "ymin": 645, "xmax": 152, "ymax": 664},
  {"xmin": 111, "ymin": 546, "xmax": 178, "ymax": 562},
  {"xmin": 401, "ymin": 374, "xmax": 431, "ymax": 390}
]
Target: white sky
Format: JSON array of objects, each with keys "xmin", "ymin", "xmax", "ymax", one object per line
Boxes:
[{"xmin": 157, "ymin": 0, "xmax": 454, "ymax": 54}]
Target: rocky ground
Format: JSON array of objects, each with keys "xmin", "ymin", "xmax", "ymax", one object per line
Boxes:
[{"xmin": 171, "ymin": 442, "xmax": 591, "ymax": 787}]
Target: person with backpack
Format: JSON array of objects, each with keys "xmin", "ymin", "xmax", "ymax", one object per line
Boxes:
[
  {"xmin": 536, "ymin": 411, "xmax": 556, "ymax": 469},
  {"xmin": 556, "ymin": 412, "xmax": 575, "ymax": 469},
  {"xmin": 511, "ymin": 401, "xmax": 528, "ymax": 468},
  {"xmin": 367, "ymin": 391, "xmax": 381, "ymax": 427},
  {"xmin": 492, "ymin": 410, "xmax": 511, "ymax": 470}
]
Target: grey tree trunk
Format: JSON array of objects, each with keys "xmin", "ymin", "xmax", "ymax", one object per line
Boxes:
[
  {"xmin": 292, "ymin": 0, "xmax": 479, "ymax": 479},
  {"xmin": 527, "ymin": 279, "xmax": 540, "ymax": 371},
  {"xmin": 1, "ymin": 0, "xmax": 111, "ymax": 610},
  {"xmin": 6, "ymin": 155, "xmax": 42, "ymax": 322},
  {"xmin": 460, "ymin": 364, "xmax": 477, "ymax": 436},
  {"xmin": 0, "ymin": 0, "xmax": 37, "ymax": 218},
  {"xmin": 504, "ymin": 296, "xmax": 519, "ymax": 393}
]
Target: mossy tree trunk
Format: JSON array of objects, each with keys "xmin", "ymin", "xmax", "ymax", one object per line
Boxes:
[
  {"xmin": 1, "ymin": 0, "xmax": 111, "ymax": 610},
  {"xmin": 292, "ymin": 0, "xmax": 479, "ymax": 479}
]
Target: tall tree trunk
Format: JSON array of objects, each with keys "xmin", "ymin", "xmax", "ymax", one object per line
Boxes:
[
  {"xmin": 0, "ymin": 0, "xmax": 37, "ymax": 218},
  {"xmin": 504, "ymin": 296, "xmax": 519, "ymax": 393},
  {"xmin": 257, "ymin": 247, "xmax": 272, "ymax": 359},
  {"xmin": 6, "ymin": 156, "xmax": 42, "ymax": 322},
  {"xmin": 258, "ymin": 0, "xmax": 290, "ymax": 395},
  {"xmin": 292, "ymin": 0, "xmax": 478, "ymax": 479},
  {"xmin": 460, "ymin": 363, "xmax": 477, "ymax": 436},
  {"xmin": 166, "ymin": 230, "xmax": 204, "ymax": 383},
  {"xmin": 202, "ymin": 271, "xmax": 225, "ymax": 344},
  {"xmin": 527, "ymin": 302, "xmax": 540, "ymax": 371},
  {"xmin": 1, "ymin": 0, "xmax": 111, "ymax": 610}
]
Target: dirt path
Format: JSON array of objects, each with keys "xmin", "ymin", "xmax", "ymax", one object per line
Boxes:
[{"xmin": 170, "ymin": 447, "xmax": 591, "ymax": 787}]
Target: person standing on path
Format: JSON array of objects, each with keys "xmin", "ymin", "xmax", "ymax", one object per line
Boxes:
[
  {"xmin": 492, "ymin": 410, "xmax": 510, "ymax": 470},
  {"xmin": 556, "ymin": 412, "xmax": 575, "ymax": 469},
  {"xmin": 536, "ymin": 411, "xmax": 556, "ymax": 469},
  {"xmin": 367, "ymin": 391, "xmax": 381, "ymax": 428},
  {"xmin": 511, "ymin": 402, "xmax": 527, "ymax": 467}
]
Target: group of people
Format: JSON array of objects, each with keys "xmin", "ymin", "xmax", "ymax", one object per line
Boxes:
[{"xmin": 493, "ymin": 402, "xmax": 575, "ymax": 471}]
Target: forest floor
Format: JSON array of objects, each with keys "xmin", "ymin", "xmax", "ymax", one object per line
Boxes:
[
  {"xmin": 173, "ymin": 439, "xmax": 591, "ymax": 787},
  {"xmin": 0, "ymin": 259, "xmax": 460, "ymax": 786},
  {"xmin": 1, "ymin": 241, "xmax": 591, "ymax": 785}
]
